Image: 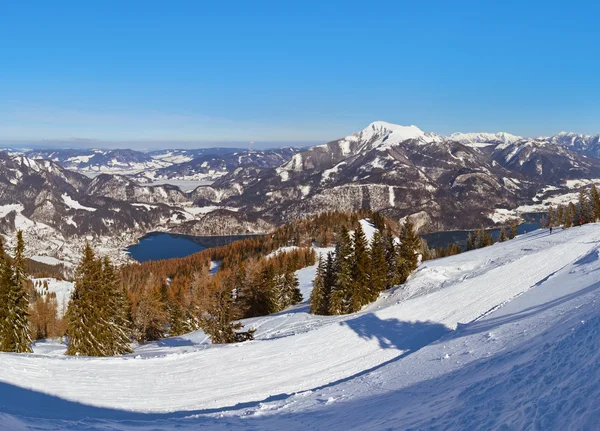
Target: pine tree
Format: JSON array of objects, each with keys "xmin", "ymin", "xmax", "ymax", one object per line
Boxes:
[
  {"xmin": 557, "ymin": 205, "xmax": 564, "ymax": 226},
  {"xmin": 564, "ymin": 206, "xmax": 573, "ymax": 228},
  {"xmin": 323, "ymin": 252, "xmax": 335, "ymax": 305},
  {"xmin": 547, "ymin": 206, "xmax": 555, "ymax": 227},
  {"xmin": 383, "ymin": 230, "xmax": 399, "ymax": 287},
  {"xmin": 466, "ymin": 232, "xmax": 475, "ymax": 250},
  {"xmin": 369, "ymin": 231, "xmax": 387, "ymax": 296},
  {"xmin": 278, "ymin": 265, "xmax": 302, "ymax": 309},
  {"xmin": 351, "ymin": 222, "xmax": 371, "ymax": 312},
  {"xmin": 480, "ymin": 228, "xmax": 494, "ymax": 247},
  {"xmin": 310, "ymin": 255, "xmax": 329, "ymax": 315},
  {"xmin": 0, "ymin": 231, "xmax": 33, "ymax": 353},
  {"xmin": 578, "ymin": 187, "xmax": 590, "ymax": 224},
  {"xmin": 66, "ymin": 244, "xmax": 132, "ymax": 355},
  {"xmin": 498, "ymin": 227, "xmax": 508, "ymax": 242},
  {"xmin": 329, "ymin": 227, "xmax": 353, "ymax": 315},
  {"xmin": 100, "ymin": 257, "xmax": 132, "ymax": 355},
  {"xmin": 397, "ymin": 217, "xmax": 419, "ymax": 283},
  {"xmin": 591, "ymin": 185, "xmax": 600, "ymax": 222},
  {"xmin": 509, "ymin": 221, "xmax": 518, "ymax": 239},
  {"xmin": 66, "ymin": 243, "xmax": 103, "ymax": 355}
]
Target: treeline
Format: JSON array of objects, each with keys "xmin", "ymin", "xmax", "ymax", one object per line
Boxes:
[
  {"xmin": 310, "ymin": 218, "xmax": 419, "ymax": 315},
  {"xmin": 0, "ymin": 211, "xmax": 406, "ymax": 356},
  {"xmin": 544, "ymin": 185, "xmax": 600, "ymax": 228},
  {"xmin": 117, "ymin": 210, "xmax": 397, "ymax": 347},
  {"xmin": 466, "ymin": 223, "xmax": 518, "ymax": 251}
]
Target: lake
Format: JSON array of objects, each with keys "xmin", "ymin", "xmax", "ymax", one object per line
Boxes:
[
  {"xmin": 127, "ymin": 232, "xmax": 257, "ymax": 263},
  {"xmin": 421, "ymin": 212, "xmax": 546, "ymax": 250}
]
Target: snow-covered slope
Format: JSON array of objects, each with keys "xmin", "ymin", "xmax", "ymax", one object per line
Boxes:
[{"xmin": 4, "ymin": 224, "xmax": 600, "ymax": 429}]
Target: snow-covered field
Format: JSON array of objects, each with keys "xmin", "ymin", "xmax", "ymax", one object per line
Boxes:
[{"xmin": 4, "ymin": 225, "xmax": 600, "ymax": 429}]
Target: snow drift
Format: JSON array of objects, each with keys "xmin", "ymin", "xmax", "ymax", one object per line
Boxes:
[{"xmin": 3, "ymin": 224, "xmax": 600, "ymax": 429}]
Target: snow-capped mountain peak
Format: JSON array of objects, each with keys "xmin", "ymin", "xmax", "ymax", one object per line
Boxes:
[
  {"xmin": 356, "ymin": 121, "xmax": 441, "ymax": 147},
  {"xmin": 449, "ymin": 132, "xmax": 523, "ymax": 149}
]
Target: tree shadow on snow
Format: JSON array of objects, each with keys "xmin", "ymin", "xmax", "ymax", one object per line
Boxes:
[{"xmin": 340, "ymin": 314, "xmax": 452, "ymax": 351}]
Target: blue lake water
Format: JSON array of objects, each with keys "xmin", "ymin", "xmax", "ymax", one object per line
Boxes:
[
  {"xmin": 127, "ymin": 233, "xmax": 207, "ymax": 262},
  {"xmin": 421, "ymin": 212, "xmax": 546, "ymax": 250},
  {"xmin": 127, "ymin": 232, "xmax": 257, "ymax": 263}
]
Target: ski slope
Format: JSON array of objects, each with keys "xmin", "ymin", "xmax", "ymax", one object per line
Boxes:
[{"xmin": 4, "ymin": 225, "xmax": 600, "ymax": 429}]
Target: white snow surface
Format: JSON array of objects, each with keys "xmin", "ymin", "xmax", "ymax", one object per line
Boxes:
[
  {"xmin": 5, "ymin": 225, "xmax": 600, "ymax": 429},
  {"xmin": 32, "ymin": 278, "xmax": 74, "ymax": 316},
  {"xmin": 61, "ymin": 194, "xmax": 96, "ymax": 212}
]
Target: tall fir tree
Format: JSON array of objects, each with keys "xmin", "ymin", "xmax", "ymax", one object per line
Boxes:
[
  {"xmin": 591, "ymin": 185, "xmax": 600, "ymax": 222},
  {"xmin": 557, "ymin": 205, "xmax": 564, "ymax": 226},
  {"xmin": 351, "ymin": 222, "xmax": 371, "ymax": 312},
  {"xmin": 547, "ymin": 205, "xmax": 555, "ymax": 227},
  {"xmin": 509, "ymin": 221, "xmax": 518, "ymax": 239},
  {"xmin": 397, "ymin": 217, "xmax": 419, "ymax": 283},
  {"xmin": 578, "ymin": 187, "xmax": 590, "ymax": 224},
  {"xmin": 66, "ymin": 243, "xmax": 132, "ymax": 356},
  {"xmin": 498, "ymin": 227, "xmax": 508, "ymax": 242},
  {"xmin": 66, "ymin": 243, "xmax": 103, "ymax": 355},
  {"xmin": 310, "ymin": 255, "xmax": 329, "ymax": 315},
  {"xmin": 383, "ymin": 230, "xmax": 400, "ymax": 288},
  {"xmin": 0, "ymin": 231, "xmax": 33, "ymax": 353},
  {"xmin": 100, "ymin": 256, "xmax": 132, "ymax": 355},
  {"xmin": 369, "ymin": 231, "xmax": 387, "ymax": 296},
  {"xmin": 329, "ymin": 226, "xmax": 353, "ymax": 315}
]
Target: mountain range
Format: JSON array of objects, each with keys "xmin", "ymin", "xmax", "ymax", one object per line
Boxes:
[{"xmin": 2, "ymin": 121, "xmax": 600, "ymax": 263}]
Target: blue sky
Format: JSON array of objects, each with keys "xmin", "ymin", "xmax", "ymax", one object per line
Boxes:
[{"xmin": 1, "ymin": 1, "xmax": 600, "ymax": 147}]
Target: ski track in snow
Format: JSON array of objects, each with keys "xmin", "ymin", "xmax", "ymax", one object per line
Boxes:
[{"xmin": 4, "ymin": 225, "xmax": 600, "ymax": 429}]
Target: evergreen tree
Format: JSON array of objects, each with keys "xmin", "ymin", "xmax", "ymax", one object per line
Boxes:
[
  {"xmin": 323, "ymin": 252, "xmax": 335, "ymax": 304},
  {"xmin": 310, "ymin": 255, "xmax": 329, "ymax": 315},
  {"xmin": 351, "ymin": 222, "xmax": 371, "ymax": 312},
  {"xmin": 557, "ymin": 205, "xmax": 564, "ymax": 226},
  {"xmin": 509, "ymin": 221, "xmax": 518, "ymax": 239},
  {"xmin": 369, "ymin": 231, "xmax": 387, "ymax": 295},
  {"xmin": 329, "ymin": 227, "xmax": 353, "ymax": 315},
  {"xmin": 466, "ymin": 232, "xmax": 475, "ymax": 251},
  {"xmin": 498, "ymin": 227, "xmax": 508, "ymax": 242},
  {"xmin": 479, "ymin": 228, "xmax": 494, "ymax": 247},
  {"xmin": 100, "ymin": 257, "xmax": 132, "ymax": 355},
  {"xmin": 278, "ymin": 265, "xmax": 302, "ymax": 309},
  {"xmin": 383, "ymin": 230, "xmax": 399, "ymax": 287},
  {"xmin": 0, "ymin": 231, "xmax": 32, "ymax": 353},
  {"xmin": 578, "ymin": 187, "xmax": 591, "ymax": 224},
  {"xmin": 397, "ymin": 217, "xmax": 419, "ymax": 283},
  {"xmin": 66, "ymin": 244, "xmax": 132, "ymax": 355},
  {"xmin": 564, "ymin": 204, "xmax": 573, "ymax": 228},
  {"xmin": 591, "ymin": 185, "xmax": 600, "ymax": 222},
  {"xmin": 66, "ymin": 243, "xmax": 103, "ymax": 355},
  {"xmin": 548, "ymin": 205, "xmax": 555, "ymax": 226}
]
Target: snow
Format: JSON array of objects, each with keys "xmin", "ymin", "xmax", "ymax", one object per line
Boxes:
[
  {"xmin": 358, "ymin": 219, "xmax": 376, "ymax": 243},
  {"xmin": 488, "ymin": 208, "xmax": 516, "ymax": 223},
  {"xmin": 143, "ymin": 180, "xmax": 214, "ymax": 191},
  {"xmin": 61, "ymin": 194, "xmax": 96, "ymax": 212},
  {"xmin": 265, "ymin": 246, "xmax": 299, "ymax": 259},
  {"xmin": 7, "ymin": 225, "xmax": 600, "ymax": 429},
  {"xmin": 32, "ymin": 278, "xmax": 74, "ymax": 316},
  {"xmin": 183, "ymin": 205, "xmax": 240, "ymax": 215},
  {"xmin": 0, "ymin": 203, "xmax": 24, "ymax": 218},
  {"xmin": 29, "ymin": 255, "xmax": 68, "ymax": 266}
]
